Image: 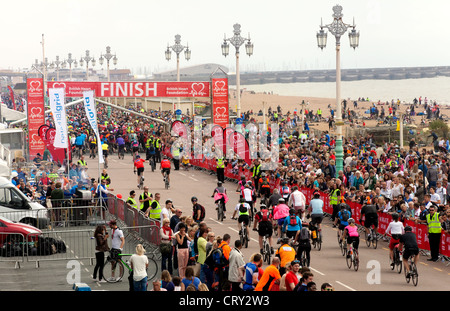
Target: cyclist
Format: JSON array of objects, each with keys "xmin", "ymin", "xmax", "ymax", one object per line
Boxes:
[
  {"xmin": 288, "ymin": 186, "xmax": 307, "ymax": 219},
  {"xmin": 232, "ymin": 197, "xmax": 251, "ymax": 240},
  {"xmin": 258, "ymin": 173, "xmax": 271, "ymax": 202},
  {"xmin": 253, "ymin": 203, "xmax": 274, "ymax": 255},
  {"xmin": 340, "ymin": 218, "xmax": 359, "ymax": 258},
  {"xmin": 308, "ymin": 191, "xmax": 324, "ymax": 231},
  {"xmin": 236, "ymin": 175, "xmax": 247, "ymax": 194},
  {"xmin": 275, "ymin": 237, "xmax": 296, "ymax": 276},
  {"xmin": 360, "ymin": 198, "xmax": 379, "ymax": 241},
  {"xmin": 88, "ymin": 134, "xmax": 97, "ymax": 159},
  {"xmin": 295, "ymin": 224, "xmax": 311, "ymax": 267},
  {"xmin": 399, "ymin": 226, "xmax": 420, "ymax": 278},
  {"xmin": 280, "ymin": 180, "xmax": 291, "ymax": 201},
  {"xmin": 334, "ymin": 203, "xmax": 352, "ymax": 240},
  {"xmin": 282, "ymin": 208, "xmax": 302, "ymax": 239},
  {"xmin": 133, "ymin": 155, "xmax": 146, "ymax": 188},
  {"xmin": 160, "ymin": 156, "xmax": 171, "ymax": 185},
  {"xmin": 273, "ymin": 198, "xmax": 290, "ymax": 237},
  {"xmin": 385, "ymin": 212, "xmax": 405, "ymax": 268},
  {"xmin": 102, "ymin": 141, "xmax": 109, "ymax": 168},
  {"xmin": 241, "ymin": 182, "xmax": 255, "ymax": 219},
  {"xmin": 117, "ymin": 135, "xmax": 125, "ymax": 158},
  {"xmin": 212, "ymin": 181, "xmax": 228, "ymax": 219}
]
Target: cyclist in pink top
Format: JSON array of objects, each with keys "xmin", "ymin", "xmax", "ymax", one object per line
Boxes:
[
  {"xmin": 341, "ymin": 218, "xmax": 360, "ymax": 258},
  {"xmin": 273, "ymin": 198, "xmax": 290, "ymax": 237}
]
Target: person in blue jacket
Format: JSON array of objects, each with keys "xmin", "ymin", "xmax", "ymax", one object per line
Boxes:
[{"xmin": 283, "ymin": 209, "xmax": 302, "ymax": 239}]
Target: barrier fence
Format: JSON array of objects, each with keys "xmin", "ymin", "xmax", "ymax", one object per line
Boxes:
[{"xmin": 162, "ymin": 146, "xmax": 450, "ymax": 259}]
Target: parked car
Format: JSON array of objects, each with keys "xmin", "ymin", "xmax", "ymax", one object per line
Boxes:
[{"xmin": 0, "ymin": 215, "xmax": 42, "ymax": 249}]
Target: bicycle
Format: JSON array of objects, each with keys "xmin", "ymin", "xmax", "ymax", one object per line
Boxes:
[
  {"xmin": 391, "ymin": 244, "xmax": 402, "ymax": 274},
  {"xmin": 365, "ymin": 225, "xmax": 378, "ymax": 249},
  {"xmin": 310, "ymin": 224, "xmax": 322, "ymax": 251},
  {"xmin": 404, "ymin": 254, "xmax": 419, "ymax": 286},
  {"xmin": 163, "ymin": 171, "xmax": 170, "ymax": 189},
  {"xmin": 216, "ymin": 199, "xmax": 225, "ymax": 222},
  {"xmin": 118, "ymin": 146, "xmax": 125, "ymax": 160},
  {"xmin": 103, "ymin": 252, "xmax": 158, "ymax": 283},
  {"xmin": 262, "ymin": 234, "xmax": 272, "ymax": 265},
  {"xmin": 346, "ymin": 241, "xmax": 359, "ymax": 271},
  {"xmin": 237, "ymin": 221, "xmax": 249, "ymax": 248},
  {"xmin": 150, "ymin": 156, "xmax": 156, "ymax": 172}
]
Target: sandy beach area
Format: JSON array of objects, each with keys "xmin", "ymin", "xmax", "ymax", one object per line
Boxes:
[{"xmin": 226, "ymin": 89, "xmax": 450, "ymax": 134}]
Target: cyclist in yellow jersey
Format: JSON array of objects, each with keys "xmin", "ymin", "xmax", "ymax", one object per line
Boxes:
[{"xmin": 102, "ymin": 141, "xmax": 109, "ymax": 168}]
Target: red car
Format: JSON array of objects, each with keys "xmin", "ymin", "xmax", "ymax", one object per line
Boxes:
[{"xmin": 0, "ymin": 216, "xmax": 42, "ymax": 247}]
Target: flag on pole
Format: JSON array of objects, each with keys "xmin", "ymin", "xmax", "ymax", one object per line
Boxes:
[
  {"xmin": 49, "ymin": 88, "xmax": 69, "ymax": 148},
  {"xmin": 7, "ymin": 86, "xmax": 16, "ymax": 110},
  {"xmin": 83, "ymin": 90, "xmax": 104, "ymax": 163}
]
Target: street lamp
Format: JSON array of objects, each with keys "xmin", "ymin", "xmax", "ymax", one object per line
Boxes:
[
  {"xmin": 99, "ymin": 46, "xmax": 117, "ymax": 81},
  {"xmin": 221, "ymin": 23, "xmax": 253, "ymax": 119},
  {"xmin": 80, "ymin": 50, "xmax": 96, "ymax": 80},
  {"xmin": 51, "ymin": 56, "xmax": 62, "ymax": 80},
  {"xmin": 317, "ymin": 4, "xmax": 359, "ymax": 177},
  {"xmin": 165, "ymin": 34, "xmax": 191, "ymax": 111},
  {"xmin": 64, "ymin": 53, "xmax": 76, "ymax": 80}
]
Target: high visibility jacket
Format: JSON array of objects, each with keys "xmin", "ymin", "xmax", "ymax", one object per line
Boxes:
[
  {"xmin": 252, "ymin": 164, "xmax": 261, "ymax": 178},
  {"xmin": 146, "ymin": 138, "xmax": 153, "ymax": 148},
  {"xmin": 154, "ymin": 139, "xmax": 161, "ymax": 149},
  {"xmin": 148, "ymin": 200, "xmax": 161, "ymax": 220},
  {"xmin": 77, "ymin": 160, "xmax": 87, "ymax": 166},
  {"xmin": 330, "ymin": 189, "xmax": 340, "ymax": 205},
  {"xmin": 127, "ymin": 197, "xmax": 138, "ymax": 209},
  {"xmin": 216, "ymin": 157, "xmax": 225, "ymax": 169},
  {"xmin": 426, "ymin": 212, "xmax": 441, "ymax": 234},
  {"xmin": 102, "ymin": 143, "xmax": 108, "ymax": 151}
]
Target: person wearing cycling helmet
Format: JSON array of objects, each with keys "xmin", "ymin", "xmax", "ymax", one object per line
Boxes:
[
  {"xmin": 386, "ymin": 212, "xmax": 405, "ymax": 267},
  {"xmin": 236, "ymin": 175, "xmax": 247, "ymax": 193},
  {"xmin": 399, "ymin": 226, "xmax": 419, "ymax": 278},
  {"xmin": 212, "ymin": 181, "xmax": 228, "ymax": 218},
  {"xmin": 334, "ymin": 203, "xmax": 352, "ymax": 238},
  {"xmin": 253, "ymin": 203, "xmax": 274, "ymax": 254},
  {"xmin": 360, "ymin": 197, "xmax": 379, "ymax": 240},
  {"xmin": 341, "ymin": 218, "xmax": 359, "ymax": 257}
]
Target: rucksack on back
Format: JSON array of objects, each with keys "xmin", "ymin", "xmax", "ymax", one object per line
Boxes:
[
  {"xmin": 261, "ymin": 209, "xmax": 269, "ymax": 221},
  {"xmin": 340, "ymin": 210, "xmax": 350, "ymax": 221},
  {"xmin": 210, "ymin": 246, "xmax": 228, "ymax": 268},
  {"xmin": 299, "ymin": 227, "xmax": 310, "ymax": 241},
  {"xmin": 289, "ymin": 215, "xmax": 298, "ymax": 226},
  {"xmin": 239, "ymin": 204, "xmax": 247, "ymax": 213}
]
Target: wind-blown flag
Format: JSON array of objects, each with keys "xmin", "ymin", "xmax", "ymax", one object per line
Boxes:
[
  {"xmin": 7, "ymin": 86, "xmax": 15, "ymax": 110},
  {"xmin": 49, "ymin": 88, "xmax": 69, "ymax": 148},
  {"xmin": 83, "ymin": 90, "xmax": 103, "ymax": 163}
]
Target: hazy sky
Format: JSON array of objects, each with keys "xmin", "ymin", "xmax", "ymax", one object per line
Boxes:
[{"xmin": 2, "ymin": 0, "xmax": 449, "ymax": 75}]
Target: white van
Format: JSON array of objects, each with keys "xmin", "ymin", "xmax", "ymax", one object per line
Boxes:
[{"xmin": 0, "ymin": 177, "xmax": 49, "ymax": 229}]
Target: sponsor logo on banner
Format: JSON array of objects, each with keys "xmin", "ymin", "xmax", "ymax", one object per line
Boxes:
[
  {"xmin": 83, "ymin": 90, "xmax": 104, "ymax": 163},
  {"xmin": 212, "ymin": 78, "xmax": 229, "ymax": 128},
  {"xmin": 48, "ymin": 81, "xmax": 211, "ymax": 98},
  {"xmin": 49, "ymin": 88, "xmax": 69, "ymax": 148},
  {"xmin": 27, "ymin": 78, "xmax": 45, "ymax": 158}
]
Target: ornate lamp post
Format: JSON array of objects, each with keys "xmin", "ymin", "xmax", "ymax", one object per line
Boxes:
[
  {"xmin": 99, "ymin": 46, "xmax": 117, "ymax": 81},
  {"xmin": 317, "ymin": 4, "xmax": 359, "ymax": 177},
  {"xmin": 80, "ymin": 50, "xmax": 96, "ymax": 80},
  {"xmin": 221, "ymin": 23, "xmax": 253, "ymax": 120}
]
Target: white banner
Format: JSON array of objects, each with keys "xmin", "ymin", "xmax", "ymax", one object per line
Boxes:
[
  {"xmin": 49, "ymin": 88, "xmax": 69, "ymax": 148},
  {"xmin": 82, "ymin": 90, "xmax": 104, "ymax": 163}
]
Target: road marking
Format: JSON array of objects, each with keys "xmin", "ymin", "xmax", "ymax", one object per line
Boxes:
[
  {"xmin": 189, "ymin": 176, "xmax": 199, "ymax": 182},
  {"xmin": 335, "ymin": 281, "xmax": 357, "ymax": 291},
  {"xmin": 209, "ymin": 218, "xmax": 224, "ymax": 225},
  {"xmin": 434, "ymin": 268, "xmax": 443, "ymax": 272},
  {"xmin": 179, "ymin": 172, "xmax": 187, "ymax": 176},
  {"xmin": 309, "ymin": 267, "xmax": 325, "ymax": 276}
]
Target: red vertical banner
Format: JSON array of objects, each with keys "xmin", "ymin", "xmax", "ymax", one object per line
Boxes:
[
  {"xmin": 211, "ymin": 78, "xmax": 229, "ymax": 128},
  {"xmin": 27, "ymin": 78, "xmax": 46, "ymax": 159}
]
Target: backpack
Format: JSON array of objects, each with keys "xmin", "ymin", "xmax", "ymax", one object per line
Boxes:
[
  {"xmin": 289, "ymin": 215, "xmax": 298, "ymax": 226},
  {"xmin": 340, "ymin": 210, "xmax": 350, "ymax": 222},
  {"xmin": 261, "ymin": 209, "xmax": 270, "ymax": 222},
  {"xmin": 195, "ymin": 204, "xmax": 205, "ymax": 221},
  {"xmin": 239, "ymin": 204, "xmax": 248, "ymax": 213},
  {"xmin": 262, "ymin": 177, "xmax": 269, "ymax": 186},
  {"xmin": 298, "ymin": 227, "xmax": 310, "ymax": 242},
  {"xmin": 208, "ymin": 246, "xmax": 228, "ymax": 268},
  {"xmin": 282, "ymin": 186, "xmax": 290, "ymax": 195}
]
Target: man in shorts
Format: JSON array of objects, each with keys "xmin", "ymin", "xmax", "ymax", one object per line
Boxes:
[
  {"xmin": 232, "ymin": 198, "xmax": 251, "ymax": 240},
  {"xmin": 253, "ymin": 204, "xmax": 274, "ymax": 254},
  {"xmin": 399, "ymin": 226, "xmax": 420, "ymax": 278},
  {"xmin": 360, "ymin": 199, "xmax": 379, "ymax": 241},
  {"xmin": 160, "ymin": 156, "xmax": 171, "ymax": 184},
  {"xmin": 133, "ymin": 155, "xmax": 146, "ymax": 187}
]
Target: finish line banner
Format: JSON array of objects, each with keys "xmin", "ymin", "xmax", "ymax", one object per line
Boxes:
[{"xmin": 47, "ymin": 81, "xmax": 211, "ymax": 98}]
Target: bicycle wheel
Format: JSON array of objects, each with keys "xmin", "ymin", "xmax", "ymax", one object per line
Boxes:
[
  {"xmin": 337, "ymin": 230, "xmax": 341, "ymax": 245},
  {"xmin": 217, "ymin": 202, "xmax": 224, "ymax": 222},
  {"xmin": 146, "ymin": 256, "xmax": 159, "ymax": 281},
  {"xmin": 371, "ymin": 230, "xmax": 378, "ymax": 249},
  {"xmin": 396, "ymin": 255, "xmax": 402, "ymax": 274},
  {"xmin": 346, "ymin": 250, "xmax": 353, "ymax": 269},
  {"xmin": 264, "ymin": 241, "xmax": 271, "ymax": 265},
  {"xmin": 353, "ymin": 250, "xmax": 359, "ymax": 271},
  {"xmin": 365, "ymin": 230, "xmax": 370, "ymax": 247},
  {"xmin": 341, "ymin": 240, "xmax": 347, "ymax": 256},
  {"xmin": 244, "ymin": 229, "xmax": 249, "ymax": 248},
  {"xmin": 410, "ymin": 263, "xmax": 418, "ymax": 286},
  {"xmin": 317, "ymin": 232, "xmax": 322, "ymax": 251},
  {"xmin": 103, "ymin": 259, "xmax": 124, "ymax": 283}
]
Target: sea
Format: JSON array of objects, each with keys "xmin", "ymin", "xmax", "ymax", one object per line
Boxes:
[{"xmin": 237, "ymin": 76, "xmax": 450, "ymax": 106}]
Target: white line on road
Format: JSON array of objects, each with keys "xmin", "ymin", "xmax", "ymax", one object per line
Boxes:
[
  {"xmin": 209, "ymin": 218, "xmax": 225, "ymax": 225},
  {"xmin": 335, "ymin": 281, "xmax": 357, "ymax": 291},
  {"xmin": 189, "ymin": 177, "xmax": 199, "ymax": 182},
  {"xmin": 309, "ymin": 267, "xmax": 325, "ymax": 276}
]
